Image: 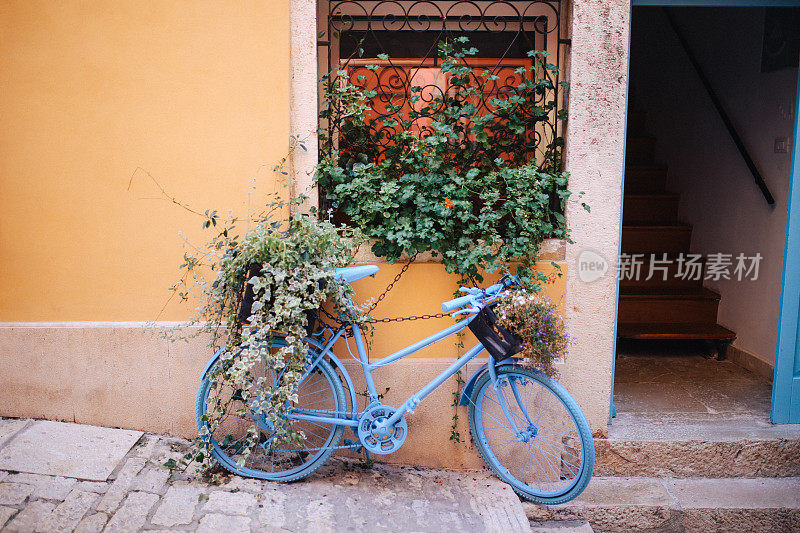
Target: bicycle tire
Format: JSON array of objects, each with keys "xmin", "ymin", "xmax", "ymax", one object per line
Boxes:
[
  {"xmin": 196, "ymin": 339, "xmax": 346, "ymax": 481},
  {"xmin": 468, "ymin": 363, "xmax": 594, "ymax": 504}
]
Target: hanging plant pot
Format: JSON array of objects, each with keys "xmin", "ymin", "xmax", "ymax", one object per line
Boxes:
[
  {"xmin": 237, "ymin": 263, "xmax": 320, "ymax": 337},
  {"xmin": 468, "ymin": 302, "xmax": 522, "ymax": 361}
]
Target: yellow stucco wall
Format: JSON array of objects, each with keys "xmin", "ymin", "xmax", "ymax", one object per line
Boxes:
[
  {"xmin": 350, "ymin": 261, "xmax": 567, "ymax": 359},
  {"xmin": 0, "ymin": 2, "xmax": 580, "ymax": 460},
  {"xmin": 0, "ymin": 0, "xmax": 290, "ymax": 321},
  {"xmin": 0, "ymin": 0, "xmax": 567, "ymax": 333}
]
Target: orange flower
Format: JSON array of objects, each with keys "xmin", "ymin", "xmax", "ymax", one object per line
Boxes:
[{"xmin": 444, "ymin": 198, "xmax": 454, "ymax": 209}]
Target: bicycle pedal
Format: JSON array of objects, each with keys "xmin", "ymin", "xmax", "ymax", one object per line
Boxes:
[{"xmin": 343, "ymin": 438, "xmax": 363, "ymax": 453}]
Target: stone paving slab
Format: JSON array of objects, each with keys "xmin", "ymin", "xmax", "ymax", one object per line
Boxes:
[
  {"xmin": 232, "ymin": 458, "xmax": 532, "ymax": 532},
  {"xmin": 0, "ymin": 419, "xmax": 29, "ymax": 449},
  {"xmin": 0, "ymin": 418, "xmax": 536, "ymax": 532},
  {"xmin": 0, "ymin": 421, "xmax": 142, "ymax": 481}
]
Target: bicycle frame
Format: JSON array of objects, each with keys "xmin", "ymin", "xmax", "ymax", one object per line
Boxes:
[
  {"xmin": 197, "ymin": 275, "xmax": 595, "ymax": 502},
  {"xmin": 289, "ymin": 314, "xmax": 487, "ymax": 430}
]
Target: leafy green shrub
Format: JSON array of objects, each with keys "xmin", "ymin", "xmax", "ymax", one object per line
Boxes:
[
  {"xmin": 197, "ymin": 212, "xmax": 365, "ymax": 463},
  {"xmin": 316, "ymin": 39, "xmax": 578, "ymax": 286}
]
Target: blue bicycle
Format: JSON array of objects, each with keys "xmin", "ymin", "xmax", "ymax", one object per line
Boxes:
[{"xmin": 196, "ymin": 266, "xmax": 594, "ymax": 504}]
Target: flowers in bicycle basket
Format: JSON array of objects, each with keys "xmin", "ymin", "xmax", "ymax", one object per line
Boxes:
[{"xmin": 494, "ymin": 290, "xmax": 569, "ymax": 378}]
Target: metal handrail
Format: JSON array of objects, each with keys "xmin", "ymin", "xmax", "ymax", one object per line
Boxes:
[{"xmin": 663, "ymin": 7, "xmax": 775, "ymax": 206}]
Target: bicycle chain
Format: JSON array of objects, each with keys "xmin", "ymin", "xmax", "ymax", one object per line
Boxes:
[
  {"xmin": 366, "ymin": 312, "xmax": 450, "ymax": 323},
  {"xmin": 318, "ymin": 252, "xmax": 452, "ymax": 325},
  {"xmin": 366, "ymin": 252, "xmax": 418, "ymax": 313}
]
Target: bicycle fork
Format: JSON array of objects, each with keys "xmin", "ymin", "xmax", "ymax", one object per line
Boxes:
[{"xmin": 488, "ymin": 361, "xmax": 538, "ymax": 442}]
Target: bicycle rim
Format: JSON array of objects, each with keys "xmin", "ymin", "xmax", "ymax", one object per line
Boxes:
[
  {"xmin": 469, "ymin": 364, "xmax": 594, "ymax": 504},
  {"xmin": 196, "ymin": 341, "xmax": 345, "ymax": 481}
]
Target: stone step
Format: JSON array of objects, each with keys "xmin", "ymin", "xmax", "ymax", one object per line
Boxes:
[
  {"xmin": 621, "ymin": 225, "xmax": 692, "ymax": 254},
  {"xmin": 530, "ymin": 519, "xmax": 594, "ymax": 532},
  {"xmin": 525, "ymin": 476, "xmax": 800, "ymax": 533},
  {"xmin": 626, "ymin": 137, "xmax": 657, "ymax": 165},
  {"xmin": 595, "ymin": 414, "xmax": 800, "ymax": 478},
  {"xmin": 624, "ymin": 165, "xmax": 668, "ymax": 193}
]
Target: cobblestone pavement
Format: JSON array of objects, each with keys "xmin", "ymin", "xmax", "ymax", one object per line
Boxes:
[{"xmin": 0, "ymin": 418, "xmax": 538, "ymax": 532}]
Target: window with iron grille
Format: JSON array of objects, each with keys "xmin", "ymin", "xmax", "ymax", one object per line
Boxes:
[
  {"xmin": 316, "ymin": 0, "xmax": 570, "ymax": 240},
  {"xmin": 318, "ymin": 1, "xmax": 568, "ymax": 160}
]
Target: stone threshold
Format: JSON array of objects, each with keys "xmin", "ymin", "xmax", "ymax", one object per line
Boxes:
[
  {"xmin": 596, "ymin": 413, "xmax": 800, "ymax": 478},
  {"xmin": 525, "ymin": 476, "xmax": 800, "ymax": 532},
  {"xmin": 607, "ymin": 412, "xmax": 800, "ymax": 442}
]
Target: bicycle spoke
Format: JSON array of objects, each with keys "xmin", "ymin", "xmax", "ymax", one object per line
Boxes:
[
  {"xmin": 199, "ymin": 341, "xmax": 345, "ymax": 481},
  {"xmin": 472, "ymin": 368, "xmax": 592, "ymax": 501}
]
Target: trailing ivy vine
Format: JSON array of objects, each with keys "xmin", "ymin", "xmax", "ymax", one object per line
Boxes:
[{"xmin": 153, "ymin": 179, "xmax": 367, "ymax": 477}]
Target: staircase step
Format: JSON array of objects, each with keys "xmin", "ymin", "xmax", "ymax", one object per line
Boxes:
[
  {"xmin": 626, "ymin": 137, "xmax": 657, "ymax": 165},
  {"xmin": 525, "ymin": 477, "xmax": 800, "ymax": 533},
  {"xmin": 596, "ymin": 413, "xmax": 800, "ymax": 478},
  {"xmin": 619, "ymin": 286, "xmax": 721, "ymax": 298},
  {"xmin": 617, "ymin": 322, "xmax": 736, "ymax": 340},
  {"xmin": 622, "ymin": 225, "xmax": 692, "ymax": 254},
  {"xmin": 618, "ymin": 287, "xmax": 721, "ymax": 324},
  {"xmin": 623, "ymin": 193, "xmax": 680, "ymax": 224},
  {"xmin": 624, "ymin": 165, "xmax": 667, "ymax": 193},
  {"xmin": 618, "ymin": 253, "xmax": 704, "ymax": 289},
  {"xmin": 626, "ymin": 111, "xmax": 648, "ymax": 137}
]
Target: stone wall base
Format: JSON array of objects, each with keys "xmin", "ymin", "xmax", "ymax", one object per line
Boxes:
[
  {"xmin": 0, "ymin": 323, "xmax": 500, "ymax": 469},
  {"xmin": 725, "ymin": 343, "xmax": 774, "ymax": 383}
]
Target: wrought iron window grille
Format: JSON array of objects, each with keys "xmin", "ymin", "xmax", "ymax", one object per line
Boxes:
[{"xmin": 318, "ymin": 0, "xmax": 568, "ymax": 166}]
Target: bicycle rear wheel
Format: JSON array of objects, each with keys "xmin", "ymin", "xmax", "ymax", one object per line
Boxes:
[
  {"xmin": 196, "ymin": 339, "xmax": 346, "ymax": 481},
  {"xmin": 468, "ymin": 363, "xmax": 594, "ymax": 504}
]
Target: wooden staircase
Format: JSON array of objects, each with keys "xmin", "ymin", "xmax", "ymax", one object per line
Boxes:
[{"xmin": 618, "ymin": 112, "xmax": 736, "ymax": 345}]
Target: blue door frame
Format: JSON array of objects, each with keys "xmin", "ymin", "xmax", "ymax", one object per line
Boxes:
[
  {"xmin": 615, "ymin": 0, "xmax": 800, "ymax": 424},
  {"xmin": 773, "ymin": 66, "xmax": 800, "ymax": 424}
]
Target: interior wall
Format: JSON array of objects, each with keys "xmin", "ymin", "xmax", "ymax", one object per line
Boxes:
[{"xmin": 629, "ymin": 7, "xmax": 798, "ymax": 367}]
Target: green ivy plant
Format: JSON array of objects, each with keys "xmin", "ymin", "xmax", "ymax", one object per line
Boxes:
[
  {"xmin": 159, "ymin": 184, "xmax": 366, "ymax": 477},
  {"xmin": 316, "ymin": 38, "xmax": 579, "ymax": 286}
]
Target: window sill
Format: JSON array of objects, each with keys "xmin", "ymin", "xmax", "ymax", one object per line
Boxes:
[{"xmin": 353, "ymin": 238, "xmax": 566, "ymax": 264}]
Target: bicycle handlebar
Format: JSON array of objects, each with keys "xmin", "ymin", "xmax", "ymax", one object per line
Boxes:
[
  {"xmin": 441, "ymin": 294, "xmax": 475, "ymax": 312},
  {"xmin": 441, "ymin": 281, "xmax": 507, "ymax": 312}
]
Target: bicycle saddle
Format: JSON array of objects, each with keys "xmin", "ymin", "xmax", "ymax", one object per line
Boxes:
[{"xmin": 335, "ymin": 265, "xmax": 379, "ymax": 283}]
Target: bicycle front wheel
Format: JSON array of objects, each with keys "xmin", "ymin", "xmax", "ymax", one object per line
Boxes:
[
  {"xmin": 469, "ymin": 363, "xmax": 594, "ymax": 504},
  {"xmin": 196, "ymin": 339, "xmax": 346, "ymax": 482}
]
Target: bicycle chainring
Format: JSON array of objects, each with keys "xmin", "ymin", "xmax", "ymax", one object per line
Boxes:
[{"xmin": 356, "ymin": 404, "xmax": 408, "ymax": 455}]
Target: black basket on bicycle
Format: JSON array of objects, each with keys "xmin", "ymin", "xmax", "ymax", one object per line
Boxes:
[
  {"xmin": 468, "ymin": 302, "xmax": 522, "ymax": 361},
  {"xmin": 237, "ymin": 263, "xmax": 319, "ymax": 336}
]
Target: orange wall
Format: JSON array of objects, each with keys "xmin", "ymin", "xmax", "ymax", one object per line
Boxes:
[
  {"xmin": 0, "ymin": 0, "xmax": 290, "ymax": 321},
  {"xmin": 0, "ymin": 0, "xmax": 567, "ymax": 339},
  {"xmin": 345, "ymin": 262, "xmax": 567, "ymax": 359}
]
